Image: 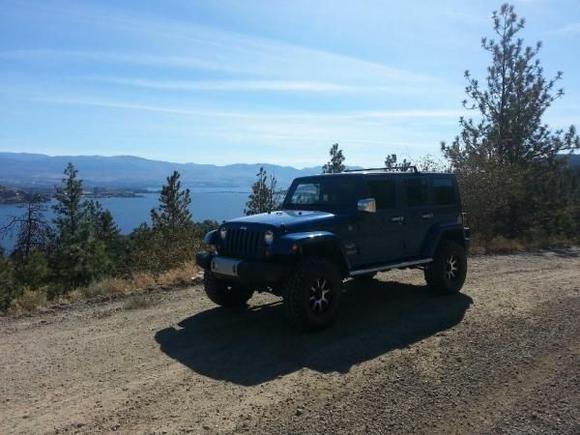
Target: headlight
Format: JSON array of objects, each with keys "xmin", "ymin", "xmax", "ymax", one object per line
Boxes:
[
  {"xmin": 264, "ymin": 230, "xmax": 274, "ymax": 245},
  {"xmin": 220, "ymin": 227, "xmax": 227, "ymax": 240}
]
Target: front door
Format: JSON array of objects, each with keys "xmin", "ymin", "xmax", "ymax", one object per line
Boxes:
[{"xmin": 355, "ymin": 175, "xmax": 405, "ymax": 266}]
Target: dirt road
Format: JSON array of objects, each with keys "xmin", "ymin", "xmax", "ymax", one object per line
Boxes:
[{"xmin": 1, "ymin": 252, "xmax": 579, "ymax": 434}]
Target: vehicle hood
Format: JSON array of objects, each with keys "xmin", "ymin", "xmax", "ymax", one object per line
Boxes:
[{"xmin": 226, "ymin": 209, "xmax": 342, "ymax": 231}]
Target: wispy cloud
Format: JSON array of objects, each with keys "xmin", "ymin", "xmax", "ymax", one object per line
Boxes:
[
  {"xmin": 1, "ymin": 2, "xmax": 444, "ymax": 87},
  {"xmin": 92, "ymin": 77, "xmax": 360, "ymax": 93},
  {"xmin": 552, "ymin": 22, "xmax": 580, "ymax": 35},
  {"xmin": 89, "ymin": 76, "xmax": 451, "ymax": 95},
  {"xmin": 28, "ymin": 94, "xmax": 462, "ymax": 121},
  {"xmin": 0, "ymin": 50, "xmax": 234, "ymax": 73}
]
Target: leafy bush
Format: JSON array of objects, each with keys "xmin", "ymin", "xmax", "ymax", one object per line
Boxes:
[
  {"xmin": 14, "ymin": 250, "xmax": 49, "ymax": 289},
  {"xmin": 0, "ymin": 259, "xmax": 19, "ymax": 310}
]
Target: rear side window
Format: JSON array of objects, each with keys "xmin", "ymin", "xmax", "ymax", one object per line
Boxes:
[
  {"xmin": 403, "ymin": 178, "xmax": 429, "ymax": 207},
  {"xmin": 432, "ymin": 178, "xmax": 456, "ymax": 205},
  {"xmin": 367, "ymin": 179, "xmax": 396, "ymax": 209}
]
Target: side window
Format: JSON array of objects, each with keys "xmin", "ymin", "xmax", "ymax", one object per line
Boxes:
[
  {"xmin": 367, "ymin": 179, "xmax": 396, "ymax": 209},
  {"xmin": 403, "ymin": 178, "xmax": 428, "ymax": 207},
  {"xmin": 432, "ymin": 178, "xmax": 456, "ymax": 205}
]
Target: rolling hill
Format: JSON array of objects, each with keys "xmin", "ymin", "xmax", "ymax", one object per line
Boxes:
[{"xmin": 0, "ymin": 152, "xmax": 322, "ymax": 189}]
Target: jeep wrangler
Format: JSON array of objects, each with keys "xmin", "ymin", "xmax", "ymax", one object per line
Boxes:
[{"xmin": 196, "ymin": 167, "xmax": 470, "ymax": 330}]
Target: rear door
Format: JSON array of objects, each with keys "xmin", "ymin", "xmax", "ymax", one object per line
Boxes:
[
  {"xmin": 430, "ymin": 175, "xmax": 461, "ymax": 228},
  {"xmin": 401, "ymin": 176, "xmax": 432, "ymax": 257},
  {"xmin": 360, "ymin": 175, "xmax": 405, "ymax": 264}
]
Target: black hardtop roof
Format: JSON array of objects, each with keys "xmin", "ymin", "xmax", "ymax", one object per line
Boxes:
[{"xmin": 294, "ymin": 170, "xmax": 455, "ymax": 181}]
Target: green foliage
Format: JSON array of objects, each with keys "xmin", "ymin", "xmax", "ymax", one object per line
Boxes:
[
  {"xmin": 441, "ymin": 3, "xmax": 580, "ymax": 242},
  {"xmin": 53, "ymin": 163, "xmax": 84, "ymax": 238},
  {"xmin": 51, "ymin": 229, "xmax": 111, "ymax": 292},
  {"xmin": 85, "ymin": 200, "xmax": 124, "ymax": 272},
  {"xmin": 125, "ymin": 174, "xmax": 213, "ymax": 274},
  {"xmin": 151, "ymin": 171, "xmax": 193, "ymax": 236},
  {"xmin": 14, "ymin": 250, "xmax": 49, "ymax": 289},
  {"xmin": 244, "ymin": 167, "xmax": 279, "ymax": 215},
  {"xmin": 0, "ymin": 258, "xmax": 18, "ymax": 310},
  {"xmin": 323, "ymin": 143, "xmax": 346, "ymax": 174},
  {"xmin": 51, "ymin": 165, "xmax": 114, "ymax": 290}
]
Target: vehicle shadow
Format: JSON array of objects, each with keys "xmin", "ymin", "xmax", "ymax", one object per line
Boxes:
[{"xmin": 154, "ymin": 280, "xmax": 472, "ymax": 386}]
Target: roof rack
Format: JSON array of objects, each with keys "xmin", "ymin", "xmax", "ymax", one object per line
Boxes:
[{"xmin": 344, "ymin": 165, "xmax": 418, "ymax": 174}]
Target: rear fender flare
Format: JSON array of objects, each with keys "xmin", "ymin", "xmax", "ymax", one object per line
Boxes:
[{"xmin": 422, "ymin": 223, "xmax": 467, "ymax": 257}]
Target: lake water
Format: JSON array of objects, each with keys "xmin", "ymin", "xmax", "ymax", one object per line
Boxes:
[{"xmin": 0, "ymin": 189, "xmax": 249, "ymax": 252}]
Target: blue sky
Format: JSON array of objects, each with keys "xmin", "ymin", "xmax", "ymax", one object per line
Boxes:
[{"xmin": 1, "ymin": 0, "xmax": 579, "ymax": 168}]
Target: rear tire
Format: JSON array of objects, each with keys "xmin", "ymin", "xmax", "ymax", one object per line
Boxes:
[
  {"xmin": 204, "ymin": 271, "xmax": 254, "ymax": 307},
  {"xmin": 425, "ymin": 241, "xmax": 467, "ymax": 294},
  {"xmin": 284, "ymin": 257, "xmax": 342, "ymax": 331}
]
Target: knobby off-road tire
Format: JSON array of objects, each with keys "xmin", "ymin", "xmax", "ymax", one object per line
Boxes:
[
  {"xmin": 424, "ymin": 241, "xmax": 467, "ymax": 294},
  {"xmin": 203, "ymin": 270, "xmax": 254, "ymax": 307},
  {"xmin": 284, "ymin": 256, "xmax": 343, "ymax": 331}
]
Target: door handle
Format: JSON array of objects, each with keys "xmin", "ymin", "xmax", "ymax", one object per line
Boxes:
[
  {"xmin": 391, "ymin": 216, "xmax": 405, "ymax": 223},
  {"xmin": 421, "ymin": 212, "xmax": 434, "ymax": 219}
]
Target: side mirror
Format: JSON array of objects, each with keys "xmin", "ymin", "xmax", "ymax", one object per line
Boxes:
[{"xmin": 357, "ymin": 198, "xmax": 377, "ymax": 213}]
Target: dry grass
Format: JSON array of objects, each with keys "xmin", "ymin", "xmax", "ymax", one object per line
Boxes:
[
  {"xmin": 9, "ymin": 288, "xmax": 48, "ymax": 313},
  {"xmin": 471, "ymin": 235, "xmax": 578, "ymax": 255},
  {"xmin": 156, "ymin": 261, "xmax": 198, "ymax": 287},
  {"xmin": 80, "ymin": 277, "xmax": 132, "ymax": 299},
  {"xmin": 130, "ymin": 271, "xmax": 158, "ymax": 289},
  {"xmin": 123, "ymin": 294, "xmax": 156, "ymax": 311}
]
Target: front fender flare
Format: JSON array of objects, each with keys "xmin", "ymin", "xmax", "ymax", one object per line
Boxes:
[
  {"xmin": 271, "ymin": 231, "xmax": 351, "ymax": 273},
  {"xmin": 270, "ymin": 231, "xmax": 337, "ymax": 254}
]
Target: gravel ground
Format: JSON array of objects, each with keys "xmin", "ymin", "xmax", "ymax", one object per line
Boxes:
[{"xmin": 1, "ymin": 251, "xmax": 579, "ymax": 434}]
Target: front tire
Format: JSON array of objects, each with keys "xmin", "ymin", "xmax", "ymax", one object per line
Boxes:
[
  {"xmin": 425, "ymin": 241, "xmax": 467, "ymax": 294},
  {"xmin": 204, "ymin": 271, "xmax": 254, "ymax": 307},
  {"xmin": 284, "ymin": 257, "xmax": 343, "ymax": 331}
]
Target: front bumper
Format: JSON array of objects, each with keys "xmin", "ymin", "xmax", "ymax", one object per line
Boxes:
[{"xmin": 196, "ymin": 251, "xmax": 289, "ymax": 284}]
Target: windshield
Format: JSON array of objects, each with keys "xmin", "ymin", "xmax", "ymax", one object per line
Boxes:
[{"xmin": 283, "ymin": 177, "xmax": 359, "ymax": 210}]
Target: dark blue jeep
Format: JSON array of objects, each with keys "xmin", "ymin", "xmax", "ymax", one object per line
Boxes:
[{"xmin": 196, "ymin": 167, "xmax": 470, "ymax": 330}]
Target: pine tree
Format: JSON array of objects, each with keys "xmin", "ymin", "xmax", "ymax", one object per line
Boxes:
[
  {"xmin": 244, "ymin": 167, "xmax": 279, "ymax": 215},
  {"xmin": 85, "ymin": 200, "xmax": 120, "ymax": 243},
  {"xmin": 51, "ymin": 164, "xmax": 111, "ymax": 289},
  {"xmin": 145, "ymin": 171, "xmax": 195, "ymax": 271},
  {"xmin": 322, "ymin": 143, "xmax": 346, "ymax": 173},
  {"xmin": 441, "ymin": 3, "xmax": 579, "ymax": 240},
  {"xmin": 53, "ymin": 163, "xmax": 84, "ymax": 239},
  {"xmin": 151, "ymin": 171, "xmax": 193, "ymax": 235}
]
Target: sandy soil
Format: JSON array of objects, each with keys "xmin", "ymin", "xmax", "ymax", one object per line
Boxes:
[{"xmin": 1, "ymin": 251, "xmax": 579, "ymax": 434}]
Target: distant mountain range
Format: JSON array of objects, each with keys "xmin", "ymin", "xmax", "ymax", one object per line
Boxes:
[
  {"xmin": 0, "ymin": 152, "xmax": 577, "ymax": 191},
  {"xmin": 0, "ymin": 152, "xmax": 323, "ymax": 189}
]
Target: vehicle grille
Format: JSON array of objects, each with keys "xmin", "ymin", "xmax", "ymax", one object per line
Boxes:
[{"xmin": 221, "ymin": 228, "xmax": 264, "ymax": 259}]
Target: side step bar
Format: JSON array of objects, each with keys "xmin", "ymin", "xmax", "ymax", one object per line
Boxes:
[{"xmin": 350, "ymin": 258, "xmax": 432, "ymax": 277}]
